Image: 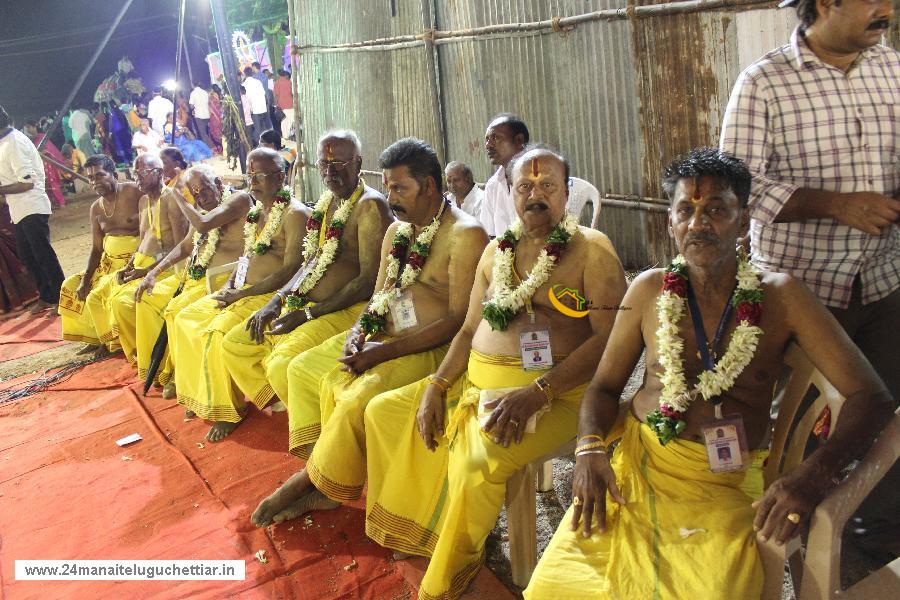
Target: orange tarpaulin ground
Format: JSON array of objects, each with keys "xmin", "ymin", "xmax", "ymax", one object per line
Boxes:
[
  {"xmin": 0, "ymin": 313, "xmax": 67, "ymax": 362},
  {"xmin": 0, "ymin": 354, "xmax": 512, "ymax": 599}
]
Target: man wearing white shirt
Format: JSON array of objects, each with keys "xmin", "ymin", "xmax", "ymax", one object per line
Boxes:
[
  {"xmin": 478, "ymin": 113, "xmax": 529, "ymax": 237},
  {"xmin": 147, "ymin": 87, "xmax": 174, "ymax": 136},
  {"xmin": 0, "ymin": 105, "xmax": 65, "ymax": 313},
  {"xmin": 445, "ymin": 161, "xmax": 484, "ymax": 222},
  {"xmin": 188, "ymin": 82, "xmax": 213, "ymax": 148},
  {"xmin": 69, "ymin": 107, "xmax": 94, "ymax": 158},
  {"xmin": 131, "ymin": 118, "xmax": 164, "ymax": 154},
  {"xmin": 242, "ymin": 67, "xmax": 270, "ymax": 145}
]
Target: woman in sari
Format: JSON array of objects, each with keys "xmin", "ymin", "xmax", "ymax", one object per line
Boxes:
[
  {"xmin": 164, "ymin": 113, "xmax": 212, "ymax": 164},
  {"xmin": 0, "ymin": 202, "xmax": 38, "ymax": 316},
  {"xmin": 23, "ymin": 121, "xmax": 66, "ymax": 207},
  {"xmin": 208, "ymin": 85, "xmax": 223, "ymax": 153}
]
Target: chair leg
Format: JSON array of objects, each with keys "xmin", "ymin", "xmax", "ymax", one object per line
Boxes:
[
  {"xmin": 506, "ymin": 463, "xmax": 537, "ymax": 588},
  {"xmin": 757, "ymin": 537, "xmax": 787, "ymax": 600},
  {"xmin": 536, "ymin": 459, "xmax": 554, "ymax": 492}
]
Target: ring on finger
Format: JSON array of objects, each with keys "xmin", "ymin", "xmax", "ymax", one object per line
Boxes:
[
  {"xmin": 509, "ymin": 418, "xmax": 520, "ymax": 427},
  {"xmin": 786, "ymin": 512, "xmax": 801, "ymax": 524},
  {"xmin": 572, "ymin": 496, "xmax": 582, "ymax": 506}
]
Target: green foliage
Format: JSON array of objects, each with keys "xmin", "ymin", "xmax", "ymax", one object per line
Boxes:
[{"xmin": 224, "ymin": 0, "xmax": 288, "ymax": 32}]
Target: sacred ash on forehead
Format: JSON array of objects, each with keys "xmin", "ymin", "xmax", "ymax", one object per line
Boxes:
[
  {"xmin": 325, "ymin": 143, "xmax": 334, "ymax": 161},
  {"xmin": 531, "ymin": 156, "xmax": 540, "ymax": 177}
]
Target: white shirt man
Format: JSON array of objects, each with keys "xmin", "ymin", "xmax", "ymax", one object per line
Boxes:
[
  {"xmin": 479, "ymin": 166, "xmax": 516, "ymax": 237},
  {"xmin": 147, "ymin": 93, "xmax": 174, "ymax": 135},
  {"xmin": 450, "ymin": 186, "xmax": 484, "ymax": 221},
  {"xmin": 189, "ymin": 86, "xmax": 210, "ymax": 120},
  {"xmin": 69, "ymin": 109, "xmax": 91, "ymax": 144},
  {"xmin": 0, "ymin": 128, "xmax": 51, "ymax": 224},
  {"xmin": 242, "ymin": 77, "xmax": 268, "ymax": 115},
  {"xmin": 132, "ymin": 123, "xmax": 165, "ymax": 154}
]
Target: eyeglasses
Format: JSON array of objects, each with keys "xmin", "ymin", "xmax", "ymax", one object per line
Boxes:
[
  {"xmin": 134, "ymin": 168, "xmax": 161, "ymax": 177},
  {"xmin": 315, "ymin": 159, "xmax": 350, "ymax": 171},
  {"xmin": 244, "ymin": 171, "xmax": 282, "ymax": 183}
]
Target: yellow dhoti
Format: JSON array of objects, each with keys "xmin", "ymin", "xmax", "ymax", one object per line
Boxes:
[
  {"xmin": 110, "ymin": 258, "xmax": 174, "ymax": 366},
  {"xmin": 419, "ymin": 351, "xmax": 586, "ymax": 600},
  {"xmin": 364, "ymin": 376, "xmax": 464, "ymax": 557},
  {"xmin": 84, "ymin": 253, "xmax": 157, "ymax": 351},
  {"xmin": 304, "ymin": 343, "xmax": 449, "ymax": 501},
  {"xmin": 284, "ymin": 330, "xmax": 447, "ymax": 459},
  {"xmin": 221, "ymin": 301, "xmax": 368, "ymax": 409},
  {"xmin": 134, "ymin": 274, "xmax": 207, "ymax": 383},
  {"xmin": 173, "ymin": 291, "xmax": 271, "ymax": 422},
  {"xmin": 524, "ymin": 414, "xmax": 766, "ymax": 599},
  {"xmin": 58, "ymin": 235, "xmax": 139, "ymax": 344}
]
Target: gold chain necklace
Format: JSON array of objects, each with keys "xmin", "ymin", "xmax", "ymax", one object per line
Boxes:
[{"xmin": 101, "ymin": 188, "xmax": 118, "ymax": 219}]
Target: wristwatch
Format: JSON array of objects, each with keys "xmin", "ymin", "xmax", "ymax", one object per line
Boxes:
[
  {"xmin": 533, "ymin": 376, "xmax": 553, "ymax": 406},
  {"xmin": 304, "ymin": 306, "xmax": 314, "ymax": 321}
]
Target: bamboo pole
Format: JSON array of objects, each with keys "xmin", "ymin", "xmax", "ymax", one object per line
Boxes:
[
  {"xmin": 420, "ymin": 0, "xmax": 448, "ymax": 163},
  {"xmin": 40, "ymin": 153, "xmax": 90, "ymax": 184},
  {"xmin": 294, "ymin": 0, "xmax": 777, "ymax": 54},
  {"xmin": 604, "ymin": 193, "xmax": 670, "ymax": 206},
  {"xmin": 286, "ymin": 0, "xmax": 306, "ymax": 198}
]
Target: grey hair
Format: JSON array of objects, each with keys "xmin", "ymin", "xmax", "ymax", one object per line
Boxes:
[
  {"xmin": 133, "ymin": 152, "xmax": 163, "ymax": 170},
  {"xmin": 319, "ymin": 129, "xmax": 362, "ymax": 156},
  {"xmin": 186, "ymin": 163, "xmax": 218, "ymax": 183},
  {"xmin": 445, "ymin": 161, "xmax": 474, "ymax": 182}
]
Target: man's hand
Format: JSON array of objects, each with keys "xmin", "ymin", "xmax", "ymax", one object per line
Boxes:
[
  {"xmin": 751, "ymin": 467, "xmax": 830, "ymax": 546},
  {"xmin": 134, "ymin": 269, "xmax": 160, "ymax": 302},
  {"xmin": 120, "ymin": 267, "xmax": 149, "ymax": 284},
  {"xmin": 337, "ymin": 341, "xmax": 391, "ymax": 375},
  {"xmin": 417, "ymin": 384, "xmax": 446, "ymax": 451},
  {"xmin": 245, "ymin": 298, "xmax": 283, "ymax": 343},
  {"xmin": 569, "ymin": 451, "xmax": 625, "ymax": 538},
  {"xmin": 213, "ymin": 287, "xmax": 245, "ymax": 308},
  {"xmin": 342, "ymin": 328, "xmax": 366, "ymax": 358},
  {"xmin": 269, "ymin": 309, "xmax": 307, "ymax": 337},
  {"xmin": 832, "ymin": 192, "xmax": 900, "ymax": 236},
  {"xmin": 75, "ymin": 278, "xmax": 92, "ymax": 302},
  {"xmin": 116, "ymin": 262, "xmax": 134, "ymax": 284},
  {"xmin": 481, "ymin": 385, "xmax": 547, "ymax": 447}
]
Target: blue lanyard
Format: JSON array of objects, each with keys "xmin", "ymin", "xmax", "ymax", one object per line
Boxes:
[{"xmin": 686, "ymin": 281, "xmax": 736, "ymax": 405}]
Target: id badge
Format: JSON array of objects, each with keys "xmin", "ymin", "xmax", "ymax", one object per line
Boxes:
[
  {"xmin": 519, "ymin": 327, "xmax": 553, "ymax": 371},
  {"xmin": 233, "ymin": 256, "xmax": 250, "ymax": 289},
  {"xmin": 701, "ymin": 414, "xmax": 750, "ymax": 473},
  {"xmin": 290, "ymin": 257, "xmax": 317, "ymax": 292},
  {"xmin": 390, "ymin": 291, "xmax": 418, "ymax": 331}
]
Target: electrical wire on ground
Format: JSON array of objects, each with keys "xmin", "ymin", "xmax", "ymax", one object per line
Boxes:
[{"xmin": 0, "ymin": 352, "xmax": 117, "ymax": 407}]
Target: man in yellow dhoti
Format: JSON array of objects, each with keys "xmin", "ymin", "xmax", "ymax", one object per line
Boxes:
[
  {"xmin": 132, "ymin": 163, "xmax": 251, "ymax": 395},
  {"xmin": 525, "ymin": 148, "xmax": 893, "ymax": 599},
  {"xmin": 172, "ymin": 148, "xmax": 307, "ymax": 441},
  {"xmin": 221, "ymin": 130, "xmax": 392, "ymax": 412},
  {"xmin": 58, "ymin": 155, "xmax": 140, "ymax": 350},
  {"xmin": 394, "ymin": 147, "xmax": 626, "ymax": 599},
  {"xmin": 250, "ymin": 137, "xmax": 488, "ymax": 526},
  {"xmin": 104, "ymin": 153, "xmax": 189, "ymax": 363},
  {"xmin": 84, "ymin": 153, "xmax": 188, "ymax": 353}
]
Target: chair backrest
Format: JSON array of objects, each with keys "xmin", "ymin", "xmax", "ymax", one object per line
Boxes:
[
  {"xmin": 567, "ymin": 177, "xmax": 600, "ymax": 227},
  {"xmin": 764, "ymin": 343, "xmax": 846, "ymax": 487}
]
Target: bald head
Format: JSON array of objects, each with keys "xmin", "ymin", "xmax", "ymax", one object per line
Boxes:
[
  {"xmin": 509, "ymin": 146, "xmax": 570, "ymax": 230},
  {"xmin": 247, "ymin": 147, "xmax": 286, "ymax": 173},
  {"xmin": 319, "ymin": 129, "xmax": 362, "ymax": 156}
]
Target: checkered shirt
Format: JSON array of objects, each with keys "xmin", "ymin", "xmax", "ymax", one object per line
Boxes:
[{"xmin": 720, "ymin": 27, "xmax": 899, "ymax": 308}]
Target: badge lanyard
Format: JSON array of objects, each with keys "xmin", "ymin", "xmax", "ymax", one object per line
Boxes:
[{"xmin": 686, "ymin": 281, "xmax": 736, "ymax": 419}]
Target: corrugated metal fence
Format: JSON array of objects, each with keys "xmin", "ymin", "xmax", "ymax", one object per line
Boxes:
[{"xmin": 287, "ymin": 0, "xmax": 892, "ymax": 269}]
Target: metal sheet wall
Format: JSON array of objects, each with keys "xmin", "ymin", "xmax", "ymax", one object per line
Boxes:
[{"xmin": 289, "ymin": 0, "xmax": 893, "ymax": 268}]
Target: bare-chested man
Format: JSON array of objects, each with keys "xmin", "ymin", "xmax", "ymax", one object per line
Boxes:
[
  {"xmin": 526, "ymin": 148, "xmax": 893, "ymax": 599},
  {"xmin": 250, "ymin": 137, "xmax": 488, "ymax": 527},
  {"xmin": 172, "ymin": 147, "xmax": 307, "ymax": 441},
  {"xmin": 132, "ymin": 163, "xmax": 252, "ymax": 396},
  {"xmin": 59, "ymin": 154, "xmax": 141, "ymax": 351},
  {"xmin": 221, "ymin": 130, "xmax": 392, "ymax": 413},
  {"xmin": 357, "ymin": 146, "xmax": 625, "ymax": 599},
  {"xmin": 86, "ymin": 153, "xmax": 188, "ymax": 354}
]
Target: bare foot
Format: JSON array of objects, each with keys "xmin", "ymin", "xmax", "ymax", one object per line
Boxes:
[
  {"xmin": 76, "ymin": 343, "xmax": 102, "ymax": 355},
  {"xmin": 251, "ymin": 470, "xmax": 319, "ymax": 527},
  {"xmin": 269, "ymin": 400, "xmax": 286, "ymax": 412},
  {"xmin": 29, "ymin": 299, "xmax": 55, "ymax": 315},
  {"xmin": 272, "ymin": 490, "xmax": 339, "ymax": 523},
  {"xmin": 162, "ymin": 383, "xmax": 177, "ymax": 399},
  {"xmin": 206, "ymin": 420, "xmax": 240, "ymax": 442},
  {"xmin": 392, "ymin": 551, "xmax": 412, "ymax": 561},
  {"xmin": 184, "ymin": 409, "xmax": 196, "ymax": 418}
]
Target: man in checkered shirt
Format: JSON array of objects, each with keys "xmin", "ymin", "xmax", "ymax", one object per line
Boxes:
[{"xmin": 721, "ymin": 0, "xmax": 898, "ymax": 567}]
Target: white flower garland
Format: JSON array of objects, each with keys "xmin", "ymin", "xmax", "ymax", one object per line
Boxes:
[
  {"xmin": 188, "ymin": 227, "xmax": 221, "ymax": 279},
  {"xmin": 486, "ymin": 213, "xmax": 578, "ymax": 317},
  {"xmin": 243, "ymin": 194, "xmax": 289, "ymax": 256},
  {"xmin": 656, "ymin": 255, "xmax": 764, "ymax": 412}
]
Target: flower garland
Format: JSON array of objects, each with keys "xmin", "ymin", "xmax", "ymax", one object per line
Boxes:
[
  {"xmin": 359, "ymin": 199, "xmax": 448, "ymax": 335},
  {"xmin": 481, "ymin": 213, "xmax": 579, "ymax": 331},
  {"xmin": 647, "ymin": 252, "xmax": 764, "ymax": 445},
  {"xmin": 243, "ymin": 189, "xmax": 291, "ymax": 256},
  {"xmin": 286, "ymin": 181, "xmax": 365, "ymax": 310},
  {"xmin": 187, "ymin": 227, "xmax": 221, "ymax": 280}
]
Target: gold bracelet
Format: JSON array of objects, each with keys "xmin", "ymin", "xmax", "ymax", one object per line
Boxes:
[
  {"xmin": 577, "ymin": 433, "xmax": 605, "ymax": 444},
  {"xmin": 428, "ymin": 374, "xmax": 451, "ymax": 393},
  {"xmin": 575, "ymin": 440, "xmax": 608, "ymax": 454},
  {"xmin": 533, "ymin": 376, "xmax": 553, "ymax": 405},
  {"xmin": 576, "ymin": 448, "xmax": 608, "ymax": 457}
]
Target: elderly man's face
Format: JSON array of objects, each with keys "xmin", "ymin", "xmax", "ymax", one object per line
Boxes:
[
  {"xmin": 669, "ymin": 176, "xmax": 746, "ymax": 268},
  {"xmin": 188, "ymin": 171, "xmax": 223, "ymax": 212},
  {"xmin": 247, "ymin": 156, "xmax": 285, "ymax": 198},
  {"xmin": 139, "ymin": 119, "xmax": 150, "ymax": 133},
  {"xmin": 445, "ymin": 166, "xmax": 472, "ymax": 199},
  {"xmin": 316, "ymin": 138, "xmax": 359, "ymax": 196},
  {"xmin": 820, "ymin": 0, "xmax": 893, "ymax": 51},
  {"xmin": 511, "ymin": 152, "xmax": 568, "ymax": 231},
  {"xmin": 86, "ymin": 165, "xmax": 117, "ymax": 197},
  {"xmin": 134, "ymin": 157, "xmax": 163, "ymax": 193},
  {"xmin": 484, "ymin": 121, "xmax": 523, "ymax": 167}
]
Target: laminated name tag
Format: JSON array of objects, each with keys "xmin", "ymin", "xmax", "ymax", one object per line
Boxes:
[
  {"xmin": 233, "ymin": 256, "xmax": 250, "ymax": 289},
  {"xmin": 519, "ymin": 327, "xmax": 553, "ymax": 371},
  {"xmin": 701, "ymin": 415, "xmax": 750, "ymax": 473},
  {"xmin": 290, "ymin": 258, "xmax": 317, "ymax": 292},
  {"xmin": 390, "ymin": 291, "xmax": 418, "ymax": 331}
]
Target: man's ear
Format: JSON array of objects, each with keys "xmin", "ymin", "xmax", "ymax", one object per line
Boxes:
[
  {"xmin": 738, "ymin": 207, "xmax": 750, "ymax": 237},
  {"xmin": 514, "ymin": 134, "xmax": 526, "ymax": 147}
]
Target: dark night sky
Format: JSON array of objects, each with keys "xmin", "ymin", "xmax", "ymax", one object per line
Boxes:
[{"xmin": 0, "ymin": 0, "xmax": 214, "ymax": 123}]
